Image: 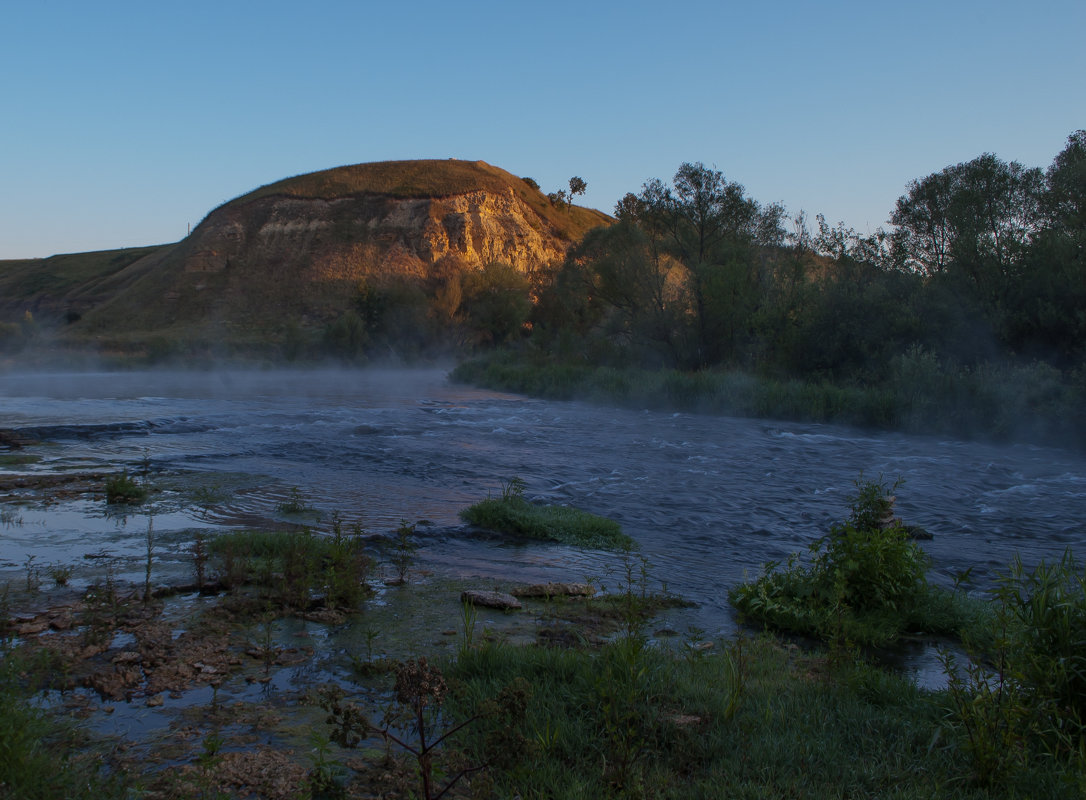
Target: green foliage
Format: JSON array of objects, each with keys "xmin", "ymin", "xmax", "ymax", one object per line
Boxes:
[
  {"xmin": 390, "ymin": 520, "xmax": 416, "ymax": 583},
  {"xmin": 0, "ymin": 655, "xmax": 127, "ymax": 798},
  {"xmin": 321, "ymin": 310, "xmax": 368, "ymax": 361},
  {"xmin": 460, "ymin": 479, "xmax": 632, "ymax": 550},
  {"xmin": 447, "ymin": 630, "xmax": 1082, "ymax": 799},
  {"xmin": 941, "ymin": 552, "xmax": 1086, "ymax": 789},
  {"xmin": 104, "ymin": 470, "xmax": 148, "ymax": 505},
  {"xmin": 730, "ymin": 477, "xmax": 964, "ymax": 646},
  {"xmin": 275, "ymin": 486, "xmax": 314, "ymax": 515},
  {"xmin": 458, "ymin": 262, "xmax": 532, "ymax": 347},
  {"xmin": 207, "ymin": 525, "xmax": 371, "ymax": 610}
]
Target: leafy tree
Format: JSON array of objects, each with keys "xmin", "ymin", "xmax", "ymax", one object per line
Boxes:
[
  {"xmin": 459, "ymin": 262, "xmax": 532, "ymax": 346},
  {"xmin": 1041, "ymin": 129, "xmax": 1086, "ymax": 242},
  {"xmin": 568, "ymin": 176, "xmax": 587, "ymax": 207},
  {"xmin": 627, "ymin": 162, "xmax": 779, "ymax": 366},
  {"xmin": 891, "ymin": 154, "xmax": 1044, "ymax": 309},
  {"xmin": 558, "ymin": 222, "xmax": 687, "ymax": 365}
]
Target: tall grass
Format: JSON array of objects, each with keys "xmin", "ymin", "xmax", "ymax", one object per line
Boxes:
[
  {"xmin": 446, "ymin": 633, "xmax": 1079, "ymax": 799},
  {"xmin": 451, "ymin": 350, "xmax": 1086, "ymax": 449},
  {"xmin": 0, "ymin": 653, "xmax": 127, "ymax": 798}
]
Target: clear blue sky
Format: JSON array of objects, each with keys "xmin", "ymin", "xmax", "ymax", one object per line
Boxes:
[{"xmin": 2, "ymin": 0, "xmax": 1083, "ymax": 259}]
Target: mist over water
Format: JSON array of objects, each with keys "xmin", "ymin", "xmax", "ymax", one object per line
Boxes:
[{"xmin": 2, "ymin": 367, "xmax": 1085, "ymax": 635}]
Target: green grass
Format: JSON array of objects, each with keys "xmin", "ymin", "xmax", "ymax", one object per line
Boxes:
[
  {"xmin": 208, "ymin": 524, "xmax": 372, "ymax": 609},
  {"xmin": 0, "ymin": 653, "xmax": 127, "ymax": 799},
  {"xmin": 104, "ymin": 471, "xmax": 148, "ymax": 505},
  {"xmin": 445, "ymin": 634, "xmax": 1081, "ymax": 799},
  {"xmin": 451, "ymin": 352, "xmax": 1086, "ymax": 449},
  {"xmin": 460, "ymin": 495, "xmax": 632, "ymax": 550}
]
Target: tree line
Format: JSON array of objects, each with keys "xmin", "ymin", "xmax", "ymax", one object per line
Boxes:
[{"xmin": 518, "ymin": 130, "xmax": 1084, "ymax": 388}]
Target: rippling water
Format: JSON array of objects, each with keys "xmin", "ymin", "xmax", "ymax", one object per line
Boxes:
[{"xmin": 2, "ymin": 368, "xmax": 1085, "ymax": 637}]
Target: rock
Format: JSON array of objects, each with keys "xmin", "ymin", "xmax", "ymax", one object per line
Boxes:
[
  {"xmin": 903, "ymin": 524, "xmax": 933, "ymax": 540},
  {"xmin": 510, "ymin": 582, "xmax": 596, "ymax": 599},
  {"xmin": 460, "ymin": 590, "xmax": 522, "ymax": 610},
  {"xmin": 146, "ymin": 693, "xmax": 164, "ymax": 707},
  {"xmin": 48, "ymin": 612, "xmax": 74, "ymax": 631}
]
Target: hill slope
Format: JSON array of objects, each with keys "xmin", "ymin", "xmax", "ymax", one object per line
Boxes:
[{"xmin": 1, "ymin": 160, "xmax": 610, "ymax": 351}]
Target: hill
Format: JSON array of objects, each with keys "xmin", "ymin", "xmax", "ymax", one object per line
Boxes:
[{"xmin": 0, "ymin": 160, "xmax": 611, "ymax": 356}]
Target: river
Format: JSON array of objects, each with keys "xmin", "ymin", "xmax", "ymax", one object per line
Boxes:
[{"xmin": 2, "ymin": 367, "xmax": 1084, "ymax": 639}]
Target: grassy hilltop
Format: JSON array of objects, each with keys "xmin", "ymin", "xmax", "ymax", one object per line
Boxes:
[{"xmin": 0, "ymin": 160, "xmax": 610, "ymax": 360}]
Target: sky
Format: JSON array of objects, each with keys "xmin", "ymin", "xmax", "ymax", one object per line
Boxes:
[{"xmin": 2, "ymin": 0, "xmax": 1083, "ymax": 259}]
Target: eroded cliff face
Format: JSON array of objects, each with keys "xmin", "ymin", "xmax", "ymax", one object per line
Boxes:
[
  {"xmin": 183, "ymin": 187, "xmax": 572, "ymax": 281},
  {"xmin": 64, "ymin": 173, "xmax": 609, "ymax": 339}
]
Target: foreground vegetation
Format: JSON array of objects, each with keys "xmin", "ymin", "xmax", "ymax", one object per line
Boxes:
[{"xmin": 1, "ymin": 473, "xmax": 1084, "ymax": 798}]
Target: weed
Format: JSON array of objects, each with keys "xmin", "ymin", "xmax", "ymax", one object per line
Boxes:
[
  {"xmin": 276, "ymin": 486, "xmax": 312, "ymax": 515},
  {"xmin": 391, "ymin": 520, "xmax": 416, "ymax": 583},
  {"xmin": 24, "ymin": 555, "xmax": 40, "ymax": 593},
  {"xmin": 323, "ymin": 657, "xmax": 529, "ymax": 800},
  {"xmin": 47, "ymin": 563, "xmax": 73, "ymax": 587},
  {"xmin": 306, "ymin": 729, "xmax": 345, "ymax": 797},
  {"xmin": 0, "ymin": 650, "xmax": 127, "ymax": 798},
  {"xmin": 461, "ymin": 480, "xmax": 632, "ymax": 550},
  {"xmin": 143, "ymin": 505, "xmax": 155, "ymax": 603},
  {"xmin": 105, "ymin": 470, "xmax": 147, "ymax": 504},
  {"xmin": 942, "ymin": 549, "xmax": 1086, "ymax": 785},
  {"xmin": 459, "ymin": 600, "xmax": 478, "ymax": 656},
  {"xmin": 192, "ymin": 532, "xmax": 208, "ymax": 589},
  {"xmin": 325, "ymin": 514, "xmax": 371, "ymax": 607},
  {"xmin": 1, "ymin": 505, "xmax": 23, "ymax": 526},
  {"xmin": 208, "ymin": 527, "xmax": 371, "ymax": 611}
]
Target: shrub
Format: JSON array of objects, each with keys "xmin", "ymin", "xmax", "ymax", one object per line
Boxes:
[
  {"xmin": 105, "ymin": 471, "xmax": 147, "ymax": 505},
  {"xmin": 729, "ymin": 477, "xmax": 956, "ymax": 646}
]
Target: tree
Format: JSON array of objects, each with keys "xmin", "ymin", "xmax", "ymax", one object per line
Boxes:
[
  {"xmin": 891, "ymin": 154, "xmax": 1043, "ymax": 309},
  {"xmin": 568, "ymin": 176, "xmax": 587, "ymax": 207},
  {"xmin": 1042, "ymin": 129, "xmax": 1086, "ymax": 240},
  {"xmin": 629, "ymin": 162, "xmax": 771, "ymax": 367},
  {"xmin": 459, "ymin": 262, "xmax": 532, "ymax": 346}
]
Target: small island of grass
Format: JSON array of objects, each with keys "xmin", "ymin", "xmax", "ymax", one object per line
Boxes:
[{"xmin": 460, "ymin": 477, "xmax": 633, "ymax": 551}]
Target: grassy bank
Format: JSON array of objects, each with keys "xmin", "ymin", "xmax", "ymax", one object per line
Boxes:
[
  {"xmin": 445, "ymin": 634, "xmax": 1082, "ymax": 799},
  {"xmin": 451, "ymin": 350, "xmax": 1086, "ymax": 450}
]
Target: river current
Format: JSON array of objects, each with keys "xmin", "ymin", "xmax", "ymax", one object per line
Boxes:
[{"xmin": 2, "ymin": 368, "xmax": 1084, "ymax": 637}]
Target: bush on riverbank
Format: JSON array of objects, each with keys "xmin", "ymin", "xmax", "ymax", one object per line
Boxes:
[
  {"xmin": 943, "ymin": 550, "xmax": 1086, "ymax": 784},
  {"xmin": 729, "ymin": 478, "xmax": 975, "ymax": 646},
  {"xmin": 445, "ymin": 632, "xmax": 1081, "ymax": 798},
  {"xmin": 450, "ymin": 350, "xmax": 1086, "ymax": 450},
  {"xmin": 460, "ymin": 477, "xmax": 632, "ymax": 550}
]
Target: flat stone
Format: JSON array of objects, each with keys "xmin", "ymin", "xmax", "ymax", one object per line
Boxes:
[{"xmin": 460, "ymin": 590, "xmax": 522, "ymax": 610}]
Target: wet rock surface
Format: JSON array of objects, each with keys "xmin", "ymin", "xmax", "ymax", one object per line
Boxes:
[{"xmin": 460, "ymin": 589, "xmax": 522, "ymax": 610}]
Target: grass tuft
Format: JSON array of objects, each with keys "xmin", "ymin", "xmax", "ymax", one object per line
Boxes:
[{"xmin": 460, "ymin": 479, "xmax": 631, "ymax": 550}]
